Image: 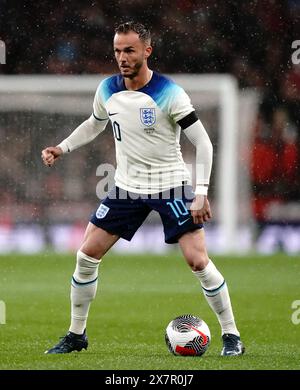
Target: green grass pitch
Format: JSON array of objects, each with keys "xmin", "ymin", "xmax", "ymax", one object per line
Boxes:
[{"xmin": 0, "ymin": 252, "xmax": 299, "ymax": 370}]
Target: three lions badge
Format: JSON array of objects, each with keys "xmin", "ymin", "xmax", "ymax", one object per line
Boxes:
[
  {"xmin": 140, "ymin": 108, "xmax": 156, "ymax": 127},
  {"xmin": 96, "ymin": 204, "xmax": 110, "ymax": 219}
]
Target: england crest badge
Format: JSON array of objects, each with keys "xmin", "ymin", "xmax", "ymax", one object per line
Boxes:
[
  {"xmin": 140, "ymin": 108, "xmax": 156, "ymax": 127},
  {"xmin": 96, "ymin": 204, "xmax": 110, "ymax": 219}
]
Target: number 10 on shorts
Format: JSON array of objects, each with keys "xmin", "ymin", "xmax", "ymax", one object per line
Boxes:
[{"xmin": 166, "ymin": 199, "xmax": 189, "ymax": 219}]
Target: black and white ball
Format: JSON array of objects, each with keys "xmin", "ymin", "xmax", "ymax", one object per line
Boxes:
[{"xmin": 165, "ymin": 315, "xmax": 211, "ymax": 356}]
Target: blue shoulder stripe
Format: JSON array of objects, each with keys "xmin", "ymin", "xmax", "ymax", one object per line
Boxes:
[
  {"xmin": 97, "ymin": 72, "xmax": 182, "ymax": 112},
  {"xmin": 98, "ymin": 75, "xmax": 125, "ymax": 103},
  {"xmin": 138, "ymin": 72, "xmax": 182, "ymax": 112}
]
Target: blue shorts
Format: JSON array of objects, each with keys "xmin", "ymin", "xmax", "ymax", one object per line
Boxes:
[{"xmin": 90, "ymin": 185, "xmax": 203, "ymax": 244}]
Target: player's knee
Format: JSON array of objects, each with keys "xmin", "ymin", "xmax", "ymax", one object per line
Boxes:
[
  {"xmin": 185, "ymin": 249, "xmax": 209, "ymax": 272},
  {"xmin": 79, "ymin": 243, "xmax": 105, "ymax": 260}
]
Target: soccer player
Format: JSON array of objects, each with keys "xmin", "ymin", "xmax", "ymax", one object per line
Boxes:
[{"xmin": 42, "ymin": 22, "xmax": 244, "ymax": 356}]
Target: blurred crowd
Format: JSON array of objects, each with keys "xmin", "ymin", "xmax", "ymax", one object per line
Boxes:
[{"xmin": 0, "ymin": 0, "xmax": 300, "ymax": 224}]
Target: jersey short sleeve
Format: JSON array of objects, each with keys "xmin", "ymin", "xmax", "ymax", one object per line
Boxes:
[
  {"xmin": 93, "ymin": 82, "xmax": 109, "ymax": 121},
  {"xmin": 168, "ymin": 85, "xmax": 195, "ymax": 123}
]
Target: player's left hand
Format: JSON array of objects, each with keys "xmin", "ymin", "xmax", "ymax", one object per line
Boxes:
[{"xmin": 190, "ymin": 195, "xmax": 212, "ymax": 224}]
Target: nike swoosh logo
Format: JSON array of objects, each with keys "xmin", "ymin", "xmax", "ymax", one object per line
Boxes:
[
  {"xmin": 178, "ymin": 218, "xmax": 190, "ymax": 226},
  {"xmin": 108, "ymin": 112, "xmax": 118, "ymax": 116},
  {"xmin": 189, "ymin": 325, "xmax": 209, "ymax": 345}
]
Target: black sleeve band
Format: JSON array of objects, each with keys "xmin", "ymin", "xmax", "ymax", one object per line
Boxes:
[
  {"xmin": 177, "ymin": 111, "xmax": 198, "ymax": 130},
  {"xmin": 93, "ymin": 112, "xmax": 108, "ymax": 121}
]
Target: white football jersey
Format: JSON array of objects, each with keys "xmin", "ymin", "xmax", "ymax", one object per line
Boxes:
[{"xmin": 93, "ymin": 71, "xmax": 195, "ymax": 194}]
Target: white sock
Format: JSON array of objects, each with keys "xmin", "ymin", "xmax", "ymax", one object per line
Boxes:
[
  {"xmin": 69, "ymin": 250, "xmax": 101, "ymax": 335},
  {"xmin": 193, "ymin": 259, "xmax": 240, "ymax": 336}
]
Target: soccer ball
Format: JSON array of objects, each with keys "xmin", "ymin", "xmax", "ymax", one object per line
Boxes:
[{"xmin": 165, "ymin": 314, "xmax": 211, "ymax": 356}]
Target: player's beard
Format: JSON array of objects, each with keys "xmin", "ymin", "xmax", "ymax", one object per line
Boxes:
[{"xmin": 121, "ymin": 58, "xmax": 143, "ymax": 79}]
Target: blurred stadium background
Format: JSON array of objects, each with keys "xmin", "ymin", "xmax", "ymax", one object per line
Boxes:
[{"xmin": 0, "ymin": 0, "xmax": 299, "ymax": 255}]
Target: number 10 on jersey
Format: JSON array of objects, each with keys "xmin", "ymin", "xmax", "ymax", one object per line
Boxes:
[{"xmin": 112, "ymin": 121, "xmax": 122, "ymax": 141}]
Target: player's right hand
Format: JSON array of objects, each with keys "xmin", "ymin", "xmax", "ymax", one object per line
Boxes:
[{"xmin": 41, "ymin": 146, "xmax": 63, "ymax": 167}]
